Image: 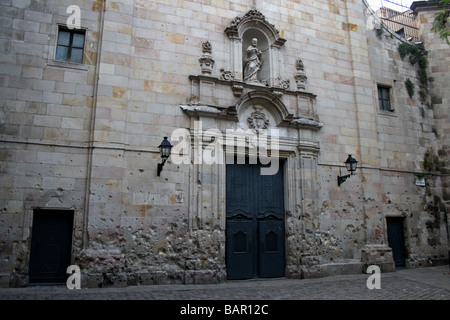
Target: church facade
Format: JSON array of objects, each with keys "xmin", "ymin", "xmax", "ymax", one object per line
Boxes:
[{"xmin": 0, "ymin": 0, "xmax": 448, "ymax": 287}]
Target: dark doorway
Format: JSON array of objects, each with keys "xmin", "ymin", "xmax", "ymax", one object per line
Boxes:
[
  {"xmin": 29, "ymin": 210, "xmax": 74, "ymax": 284},
  {"xmin": 386, "ymin": 217, "xmax": 406, "ymax": 269},
  {"xmin": 226, "ymin": 161, "xmax": 285, "ymax": 280}
]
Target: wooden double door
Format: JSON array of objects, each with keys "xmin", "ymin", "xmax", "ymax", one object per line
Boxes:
[{"xmin": 226, "ymin": 162, "xmax": 285, "ymax": 280}]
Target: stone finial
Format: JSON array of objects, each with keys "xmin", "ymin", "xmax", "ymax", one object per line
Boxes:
[
  {"xmin": 202, "ymin": 40, "xmax": 212, "ymax": 54},
  {"xmin": 199, "ymin": 40, "xmax": 214, "ymax": 74},
  {"xmin": 294, "ymin": 58, "xmax": 307, "ymax": 91},
  {"xmin": 296, "ymin": 58, "xmax": 304, "ymax": 71}
]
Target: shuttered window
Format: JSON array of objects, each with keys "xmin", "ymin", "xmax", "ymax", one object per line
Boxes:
[{"xmin": 378, "ymin": 85, "xmax": 392, "ymax": 111}]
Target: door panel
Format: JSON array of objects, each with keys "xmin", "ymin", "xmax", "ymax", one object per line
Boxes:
[
  {"xmin": 259, "ymin": 219, "xmax": 285, "ymax": 277},
  {"xmin": 226, "ymin": 220, "xmax": 254, "ymax": 280},
  {"xmin": 226, "ymin": 161, "xmax": 285, "ymax": 280},
  {"xmin": 226, "ymin": 163, "xmax": 253, "ymax": 220},
  {"xmin": 386, "ymin": 217, "xmax": 406, "ymax": 269},
  {"xmin": 257, "ymin": 169, "xmax": 284, "ymax": 219},
  {"xmin": 29, "ymin": 210, "xmax": 74, "ymax": 284}
]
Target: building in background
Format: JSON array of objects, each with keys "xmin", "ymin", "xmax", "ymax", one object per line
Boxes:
[
  {"xmin": 378, "ymin": 6, "xmax": 420, "ymax": 40},
  {"xmin": 0, "ymin": 0, "xmax": 448, "ymax": 287}
]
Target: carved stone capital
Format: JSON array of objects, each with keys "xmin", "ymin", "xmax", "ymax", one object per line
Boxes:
[
  {"xmin": 199, "ymin": 55, "xmax": 214, "ymax": 75},
  {"xmin": 231, "ymin": 84, "xmax": 244, "ymax": 97},
  {"xmin": 294, "ymin": 58, "xmax": 307, "ymax": 90},
  {"xmin": 294, "ymin": 72, "xmax": 307, "ymax": 90}
]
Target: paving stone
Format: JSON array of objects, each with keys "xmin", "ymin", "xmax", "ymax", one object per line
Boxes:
[{"xmin": 0, "ymin": 266, "xmax": 448, "ymax": 300}]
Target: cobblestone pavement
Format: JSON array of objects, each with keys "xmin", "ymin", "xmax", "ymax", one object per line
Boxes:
[{"xmin": 0, "ymin": 265, "xmax": 448, "ymax": 301}]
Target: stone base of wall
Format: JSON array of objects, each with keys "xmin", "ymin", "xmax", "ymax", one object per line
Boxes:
[
  {"xmin": 4, "ymin": 258, "xmax": 450, "ymax": 288},
  {"xmin": 361, "ymin": 244, "xmax": 396, "ymax": 273},
  {"xmin": 81, "ymin": 269, "xmax": 227, "ymax": 288},
  {"xmin": 3, "ymin": 272, "xmax": 28, "ymax": 288},
  {"xmin": 81, "ymin": 263, "xmax": 367, "ymax": 287},
  {"xmin": 406, "ymin": 256, "xmax": 449, "ymax": 269},
  {"xmin": 298, "ymin": 260, "xmax": 365, "ymax": 279}
]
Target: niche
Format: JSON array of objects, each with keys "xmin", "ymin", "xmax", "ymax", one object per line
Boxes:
[{"xmin": 225, "ymin": 10, "xmax": 286, "ymax": 86}]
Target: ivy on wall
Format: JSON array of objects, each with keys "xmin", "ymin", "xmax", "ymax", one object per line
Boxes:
[
  {"xmin": 432, "ymin": 0, "xmax": 450, "ymax": 44},
  {"xmin": 398, "ymin": 42, "xmax": 418, "ymax": 59},
  {"xmin": 405, "ymin": 78, "xmax": 415, "ymax": 98},
  {"xmin": 398, "ymin": 42, "xmax": 429, "ymax": 103}
]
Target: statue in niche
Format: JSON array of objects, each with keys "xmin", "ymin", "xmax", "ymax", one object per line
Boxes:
[{"xmin": 243, "ymin": 38, "xmax": 263, "ymax": 83}]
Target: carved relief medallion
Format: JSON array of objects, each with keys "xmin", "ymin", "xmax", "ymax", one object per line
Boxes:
[{"xmin": 247, "ymin": 106, "xmax": 269, "ymax": 133}]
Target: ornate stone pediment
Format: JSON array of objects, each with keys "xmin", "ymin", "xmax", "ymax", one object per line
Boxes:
[
  {"xmin": 182, "ymin": 75, "xmax": 321, "ymax": 130},
  {"xmin": 225, "ymin": 10, "xmax": 286, "ymax": 47},
  {"xmin": 182, "ymin": 10, "xmax": 321, "ymax": 133}
]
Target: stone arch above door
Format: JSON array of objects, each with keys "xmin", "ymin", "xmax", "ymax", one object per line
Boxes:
[{"xmin": 236, "ymin": 90, "xmax": 293, "ymax": 130}]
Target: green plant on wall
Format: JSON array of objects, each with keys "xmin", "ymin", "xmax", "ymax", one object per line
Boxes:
[
  {"xmin": 423, "ymin": 149, "xmax": 435, "ymax": 172},
  {"xmin": 417, "ymin": 56, "xmax": 429, "ymax": 102},
  {"xmin": 405, "ymin": 78, "xmax": 415, "ymax": 98},
  {"xmin": 419, "ymin": 89, "xmax": 427, "ymax": 102},
  {"xmin": 376, "ymin": 27, "xmax": 383, "ymax": 38},
  {"xmin": 417, "ymin": 68, "xmax": 428, "ymax": 86},
  {"xmin": 418, "ymin": 55, "xmax": 428, "ymax": 69},
  {"xmin": 432, "ymin": 0, "xmax": 450, "ymax": 44},
  {"xmin": 398, "ymin": 42, "xmax": 418, "ymax": 59},
  {"xmin": 398, "ymin": 43, "xmax": 429, "ymax": 102}
]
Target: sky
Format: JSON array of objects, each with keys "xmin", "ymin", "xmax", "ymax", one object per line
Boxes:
[{"xmin": 365, "ymin": 0, "xmax": 417, "ymax": 12}]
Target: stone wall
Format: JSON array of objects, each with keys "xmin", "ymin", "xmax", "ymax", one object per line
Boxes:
[
  {"xmin": 412, "ymin": 0, "xmax": 450, "ymax": 266},
  {"xmin": 0, "ymin": 0, "xmax": 101, "ymax": 286},
  {"xmin": 0, "ymin": 0, "xmax": 448, "ymax": 287},
  {"xmin": 413, "ymin": 3, "xmax": 450, "ymax": 202}
]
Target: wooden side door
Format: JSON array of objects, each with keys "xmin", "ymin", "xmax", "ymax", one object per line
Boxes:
[
  {"xmin": 386, "ymin": 217, "xmax": 406, "ymax": 269},
  {"xmin": 29, "ymin": 210, "xmax": 74, "ymax": 284}
]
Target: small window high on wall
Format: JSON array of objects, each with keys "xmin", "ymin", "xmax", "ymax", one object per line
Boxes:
[
  {"xmin": 55, "ymin": 27, "xmax": 85, "ymax": 64},
  {"xmin": 378, "ymin": 85, "xmax": 393, "ymax": 112}
]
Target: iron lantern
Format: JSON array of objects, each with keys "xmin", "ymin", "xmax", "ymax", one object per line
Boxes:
[
  {"xmin": 345, "ymin": 154, "xmax": 358, "ymax": 174},
  {"xmin": 157, "ymin": 137, "xmax": 173, "ymax": 176},
  {"xmin": 338, "ymin": 154, "xmax": 358, "ymax": 186}
]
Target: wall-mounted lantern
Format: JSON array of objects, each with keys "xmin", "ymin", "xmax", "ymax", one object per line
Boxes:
[
  {"xmin": 337, "ymin": 154, "xmax": 358, "ymax": 186},
  {"xmin": 157, "ymin": 137, "xmax": 173, "ymax": 176}
]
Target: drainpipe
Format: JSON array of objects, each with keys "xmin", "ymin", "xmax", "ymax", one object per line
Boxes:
[{"xmin": 82, "ymin": 0, "xmax": 106, "ymax": 250}]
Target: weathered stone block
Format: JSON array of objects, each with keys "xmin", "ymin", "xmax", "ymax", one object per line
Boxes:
[{"xmin": 361, "ymin": 244, "xmax": 395, "ymax": 273}]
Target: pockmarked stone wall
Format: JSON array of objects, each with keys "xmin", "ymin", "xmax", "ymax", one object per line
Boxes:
[
  {"xmin": 361, "ymin": 3, "xmax": 448, "ymax": 269},
  {"xmin": 413, "ymin": 4, "xmax": 450, "ymax": 203},
  {"xmin": 0, "ymin": 0, "xmax": 101, "ymax": 286},
  {"xmin": 411, "ymin": 1, "xmax": 450, "ymax": 267}
]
